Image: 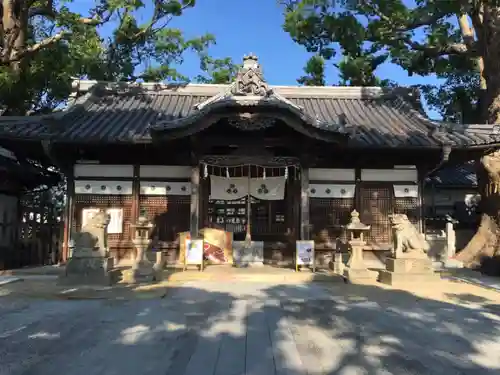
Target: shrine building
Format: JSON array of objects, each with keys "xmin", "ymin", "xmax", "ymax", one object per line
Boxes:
[{"xmin": 0, "ymin": 54, "xmax": 496, "ymax": 265}]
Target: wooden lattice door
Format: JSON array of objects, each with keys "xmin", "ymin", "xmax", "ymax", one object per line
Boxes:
[{"xmin": 358, "ymin": 184, "xmax": 393, "ymax": 247}]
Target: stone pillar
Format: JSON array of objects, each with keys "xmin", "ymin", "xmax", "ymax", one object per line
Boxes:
[
  {"xmin": 300, "ymin": 168, "xmax": 310, "ymax": 240},
  {"xmin": 444, "ymin": 216, "xmax": 463, "ymax": 268},
  {"xmin": 190, "ymin": 166, "xmax": 200, "ymax": 238},
  {"xmin": 332, "ymin": 252, "xmax": 345, "ymax": 274},
  {"xmin": 445, "ymin": 219, "xmax": 456, "ymax": 258}
]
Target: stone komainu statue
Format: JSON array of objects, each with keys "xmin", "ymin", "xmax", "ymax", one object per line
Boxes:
[
  {"xmin": 389, "ymin": 214, "xmax": 430, "ymax": 258},
  {"xmin": 72, "ymin": 210, "xmax": 111, "ymax": 256}
]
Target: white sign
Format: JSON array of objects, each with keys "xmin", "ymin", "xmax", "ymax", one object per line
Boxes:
[
  {"xmin": 296, "ymin": 240, "xmax": 315, "ymax": 266},
  {"xmin": 106, "ymin": 208, "xmax": 123, "ymax": 234},
  {"xmin": 185, "ymin": 239, "xmax": 204, "ymax": 265},
  {"xmin": 81, "ymin": 208, "xmax": 123, "ymax": 234}
]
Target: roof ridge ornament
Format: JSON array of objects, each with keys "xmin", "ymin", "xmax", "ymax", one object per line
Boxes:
[
  {"xmin": 230, "ymin": 53, "xmax": 272, "ymax": 97},
  {"xmin": 195, "ymin": 53, "xmax": 303, "ymax": 111}
]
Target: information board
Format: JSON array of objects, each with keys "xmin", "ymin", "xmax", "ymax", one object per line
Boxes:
[
  {"xmin": 184, "ymin": 239, "xmax": 204, "ymax": 271},
  {"xmin": 295, "ymin": 240, "xmax": 315, "ymax": 272}
]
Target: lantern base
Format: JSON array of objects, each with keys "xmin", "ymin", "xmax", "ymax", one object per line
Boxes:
[{"xmin": 343, "ymin": 267, "xmax": 374, "ymax": 284}]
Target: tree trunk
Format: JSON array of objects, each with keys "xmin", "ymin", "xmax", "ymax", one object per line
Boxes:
[
  {"xmin": 1, "ymin": 0, "xmax": 30, "ymax": 115},
  {"xmin": 456, "ymin": 155, "xmax": 500, "ymax": 267},
  {"xmin": 456, "ymin": 8, "xmax": 500, "ymax": 273}
]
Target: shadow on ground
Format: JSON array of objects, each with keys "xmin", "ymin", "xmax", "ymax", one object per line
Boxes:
[{"xmin": 1, "ymin": 275, "xmax": 500, "ymax": 375}]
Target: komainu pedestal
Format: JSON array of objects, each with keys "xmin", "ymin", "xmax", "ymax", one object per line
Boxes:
[
  {"xmin": 378, "ymin": 257, "xmax": 439, "ymax": 286},
  {"xmin": 61, "ymin": 210, "xmax": 116, "ymax": 286},
  {"xmin": 378, "ymin": 214, "xmax": 439, "ymax": 286}
]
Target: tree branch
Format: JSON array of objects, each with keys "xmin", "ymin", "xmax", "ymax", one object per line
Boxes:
[{"xmin": 359, "ymin": 0, "xmax": 477, "ymax": 57}]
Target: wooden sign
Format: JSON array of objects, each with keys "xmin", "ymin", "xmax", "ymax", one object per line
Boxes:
[
  {"xmin": 200, "ymin": 227, "xmax": 233, "ymax": 264},
  {"xmin": 296, "ymin": 240, "xmax": 315, "ymax": 272},
  {"xmin": 183, "ymin": 239, "xmax": 204, "ymax": 271}
]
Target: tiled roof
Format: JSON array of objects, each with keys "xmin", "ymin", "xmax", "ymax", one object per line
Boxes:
[
  {"xmin": 426, "ymin": 162, "xmax": 477, "ymax": 187},
  {"xmin": 0, "ymin": 83, "xmax": 436, "ymax": 146},
  {"xmin": 0, "ymin": 82, "xmax": 498, "ymax": 148}
]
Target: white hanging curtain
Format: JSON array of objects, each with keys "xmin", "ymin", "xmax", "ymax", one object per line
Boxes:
[
  {"xmin": 250, "ymin": 176, "xmax": 286, "ymax": 200},
  {"xmin": 209, "ymin": 176, "xmax": 249, "ymax": 200}
]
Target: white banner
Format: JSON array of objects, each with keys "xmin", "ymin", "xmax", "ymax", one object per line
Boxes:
[
  {"xmin": 210, "ymin": 176, "xmax": 248, "ymax": 200},
  {"xmin": 210, "ymin": 176, "xmax": 286, "ymax": 201},
  {"xmin": 250, "ymin": 177, "xmax": 286, "ymax": 200}
]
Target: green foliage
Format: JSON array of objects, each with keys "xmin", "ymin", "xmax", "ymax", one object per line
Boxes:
[
  {"xmin": 195, "ymin": 55, "xmax": 240, "ymax": 84},
  {"xmin": 297, "ymin": 55, "xmax": 326, "ymax": 86},
  {"xmin": 1, "ymin": 0, "xmax": 234, "ymax": 115},
  {"xmin": 420, "ymin": 56, "xmax": 480, "ymax": 123},
  {"xmin": 282, "ymin": 0, "xmax": 484, "ymax": 119}
]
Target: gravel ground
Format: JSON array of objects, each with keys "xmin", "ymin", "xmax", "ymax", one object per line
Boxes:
[{"xmin": 1, "ymin": 279, "xmax": 500, "ymax": 375}]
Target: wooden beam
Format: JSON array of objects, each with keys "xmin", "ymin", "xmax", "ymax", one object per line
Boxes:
[
  {"xmin": 61, "ymin": 168, "xmax": 75, "ymax": 263},
  {"xmin": 300, "ymin": 168, "xmax": 310, "ymax": 240},
  {"xmin": 190, "ymin": 166, "xmax": 200, "ymax": 238}
]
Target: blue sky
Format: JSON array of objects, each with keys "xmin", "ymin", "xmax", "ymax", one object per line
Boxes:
[{"xmin": 72, "ymin": 0, "xmax": 442, "ymax": 117}]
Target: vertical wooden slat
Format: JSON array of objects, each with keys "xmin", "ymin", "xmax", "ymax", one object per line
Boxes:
[
  {"xmin": 190, "ymin": 166, "xmax": 200, "ymax": 237},
  {"xmin": 300, "ymin": 168, "xmax": 310, "ymax": 240},
  {"xmin": 131, "ymin": 164, "xmax": 140, "ymax": 237},
  {"xmin": 62, "ymin": 170, "xmax": 75, "ymax": 262}
]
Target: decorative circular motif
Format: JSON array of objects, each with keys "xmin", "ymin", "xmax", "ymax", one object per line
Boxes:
[
  {"xmin": 233, "ymin": 188, "xmax": 238, "ymax": 194},
  {"xmin": 85, "ymin": 184, "xmax": 91, "ymax": 190},
  {"xmin": 181, "ymin": 186, "xmax": 187, "ymax": 191},
  {"xmin": 325, "ymin": 188, "xmax": 331, "ymax": 194},
  {"xmin": 404, "ymin": 188, "xmax": 409, "ymax": 193},
  {"xmin": 226, "ymin": 188, "xmax": 232, "ymax": 194},
  {"xmin": 263, "ymin": 189, "xmax": 269, "ymax": 194},
  {"xmin": 117, "ymin": 185, "xmax": 122, "ymax": 191},
  {"xmin": 166, "ymin": 185, "xmax": 171, "ymax": 191},
  {"xmin": 151, "ymin": 186, "xmax": 156, "ymax": 190},
  {"xmin": 261, "ymin": 184, "xmax": 266, "ymax": 189},
  {"xmin": 257, "ymin": 188, "xmax": 263, "ymax": 194},
  {"xmin": 229, "ymin": 184, "xmax": 235, "ymax": 188},
  {"xmin": 340, "ymin": 189, "xmax": 346, "ymax": 195},
  {"xmin": 100, "ymin": 185, "xmax": 106, "ymax": 190},
  {"xmin": 311, "ymin": 188, "xmax": 316, "ymax": 194}
]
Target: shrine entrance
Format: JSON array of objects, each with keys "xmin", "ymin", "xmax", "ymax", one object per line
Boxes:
[{"xmin": 198, "ymin": 154, "xmax": 301, "ymax": 264}]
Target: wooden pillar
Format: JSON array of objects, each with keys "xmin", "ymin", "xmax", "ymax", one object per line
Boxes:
[
  {"xmin": 417, "ymin": 168, "xmax": 425, "ymax": 233},
  {"xmin": 131, "ymin": 165, "xmax": 140, "ymax": 226},
  {"xmin": 300, "ymin": 167, "xmax": 310, "ymax": 240},
  {"xmin": 190, "ymin": 166, "xmax": 200, "ymax": 238},
  {"xmin": 61, "ymin": 169, "xmax": 75, "ymax": 263}
]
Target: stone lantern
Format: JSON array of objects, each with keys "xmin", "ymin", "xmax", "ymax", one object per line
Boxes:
[
  {"xmin": 130, "ymin": 210, "xmax": 157, "ymax": 283},
  {"xmin": 343, "ymin": 210, "xmax": 374, "ymax": 283}
]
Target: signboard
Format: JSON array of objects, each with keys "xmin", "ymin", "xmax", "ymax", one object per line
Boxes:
[
  {"xmin": 296, "ymin": 240, "xmax": 315, "ymax": 272},
  {"xmin": 81, "ymin": 208, "xmax": 123, "ymax": 234},
  {"xmin": 184, "ymin": 239, "xmax": 204, "ymax": 271},
  {"xmin": 106, "ymin": 208, "xmax": 123, "ymax": 234}
]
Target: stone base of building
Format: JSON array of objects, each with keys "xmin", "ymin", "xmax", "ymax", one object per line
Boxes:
[
  {"xmin": 343, "ymin": 267, "xmax": 374, "ymax": 283},
  {"xmin": 378, "ymin": 257, "xmax": 439, "ymax": 286},
  {"xmin": 60, "ymin": 256, "xmax": 116, "ymax": 286}
]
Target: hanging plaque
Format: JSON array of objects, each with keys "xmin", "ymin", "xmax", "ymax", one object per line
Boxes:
[
  {"xmin": 296, "ymin": 240, "xmax": 315, "ymax": 272},
  {"xmin": 183, "ymin": 239, "xmax": 204, "ymax": 271},
  {"xmin": 106, "ymin": 208, "xmax": 123, "ymax": 234}
]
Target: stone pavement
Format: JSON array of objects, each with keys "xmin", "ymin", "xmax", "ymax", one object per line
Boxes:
[{"xmin": 1, "ymin": 280, "xmax": 500, "ymax": 375}]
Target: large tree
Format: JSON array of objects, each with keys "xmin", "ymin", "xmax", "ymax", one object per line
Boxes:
[
  {"xmin": 282, "ymin": 0, "xmax": 500, "ymax": 268},
  {"xmin": 0, "ymin": 0, "xmax": 233, "ymax": 115}
]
